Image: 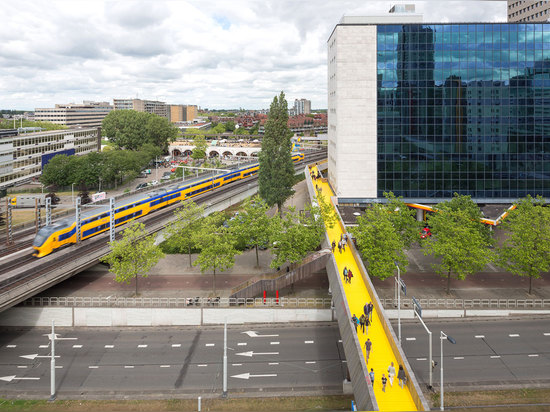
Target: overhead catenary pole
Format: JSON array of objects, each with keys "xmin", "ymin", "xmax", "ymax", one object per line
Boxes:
[
  {"xmin": 109, "ymin": 198, "xmax": 115, "ymax": 242},
  {"xmin": 45, "ymin": 196, "xmax": 52, "ymax": 226},
  {"xmin": 75, "ymin": 197, "xmax": 81, "ymax": 243}
]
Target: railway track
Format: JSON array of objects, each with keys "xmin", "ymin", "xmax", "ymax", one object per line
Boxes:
[{"xmin": 0, "ymin": 152, "xmax": 326, "ymax": 298}]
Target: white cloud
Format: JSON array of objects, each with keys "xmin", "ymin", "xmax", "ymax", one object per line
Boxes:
[{"xmin": 0, "ymin": 0, "xmax": 507, "ymax": 110}]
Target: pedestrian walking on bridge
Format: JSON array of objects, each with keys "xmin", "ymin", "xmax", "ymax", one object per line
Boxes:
[
  {"xmin": 365, "ymin": 338, "xmax": 372, "ymax": 363},
  {"xmin": 387, "ymin": 362, "xmax": 396, "ymax": 387},
  {"xmin": 351, "ymin": 314, "xmax": 358, "ymax": 332},
  {"xmin": 359, "ymin": 314, "xmax": 366, "ymax": 333},
  {"xmin": 331, "ymin": 240, "xmax": 336, "ymax": 253},
  {"xmin": 398, "ymin": 365, "xmax": 407, "ymax": 388}
]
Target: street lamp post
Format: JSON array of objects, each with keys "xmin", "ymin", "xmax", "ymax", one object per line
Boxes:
[
  {"xmin": 440, "ymin": 331, "xmax": 456, "ymax": 411},
  {"xmin": 394, "ymin": 261, "xmax": 405, "ymax": 345}
]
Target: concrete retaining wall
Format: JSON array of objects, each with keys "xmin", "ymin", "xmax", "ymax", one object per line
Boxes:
[
  {"xmin": 385, "ymin": 309, "xmax": 550, "ymax": 318},
  {"xmin": 0, "ymin": 307, "xmax": 332, "ymax": 327}
]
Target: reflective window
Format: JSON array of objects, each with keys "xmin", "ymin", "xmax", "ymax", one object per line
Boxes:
[{"xmin": 377, "ymin": 23, "xmax": 550, "ymax": 199}]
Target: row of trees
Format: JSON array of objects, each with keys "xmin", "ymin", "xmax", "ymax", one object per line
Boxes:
[
  {"xmin": 40, "ymin": 144, "xmax": 161, "ymax": 189},
  {"xmin": 352, "ymin": 193, "xmax": 550, "ymax": 295},
  {"xmin": 103, "ymin": 195, "xmax": 334, "ymax": 295}
]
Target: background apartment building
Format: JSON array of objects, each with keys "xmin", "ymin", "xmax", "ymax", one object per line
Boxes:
[
  {"xmin": 169, "ymin": 104, "xmax": 197, "ymax": 122},
  {"xmin": 34, "ymin": 101, "xmax": 113, "ymax": 128},
  {"xmin": 508, "ymin": 0, "xmax": 550, "ymax": 22},
  {"xmin": 113, "ymin": 98, "xmax": 169, "ymax": 118},
  {"xmin": 293, "ymin": 98, "xmax": 311, "ymax": 115}
]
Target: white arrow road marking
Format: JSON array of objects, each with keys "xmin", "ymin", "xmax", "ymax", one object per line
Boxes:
[
  {"xmin": 242, "ymin": 331, "xmax": 279, "ymax": 338},
  {"xmin": 20, "ymin": 354, "xmax": 60, "ymax": 360},
  {"xmin": 231, "ymin": 373, "xmax": 277, "ymax": 380},
  {"xmin": 236, "ymin": 351, "xmax": 279, "ymax": 357},
  {"xmin": 0, "ymin": 375, "xmax": 40, "ymax": 382}
]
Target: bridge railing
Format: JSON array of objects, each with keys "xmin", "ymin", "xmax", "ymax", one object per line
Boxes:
[
  {"xmin": 19, "ymin": 296, "xmax": 333, "ymax": 309},
  {"xmin": 381, "ymin": 298, "xmax": 550, "ymax": 309}
]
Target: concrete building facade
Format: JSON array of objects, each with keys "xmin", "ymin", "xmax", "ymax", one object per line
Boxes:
[
  {"xmin": 0, "ymin": 128, "xmax": 101, "ymax": 190},
  {"xmin": 34, "ymin": 101, "xmax": 113, "ymax": 128},
  {"xmin": 508, "ymin": 0, "xmax": 550, "ymax": 22},
  {"xmin": 294, "ymin": 98, "xmax": 312, "ymax": 115}
]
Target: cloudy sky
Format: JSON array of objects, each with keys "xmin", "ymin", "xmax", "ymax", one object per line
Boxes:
[{"xmin": 0, "ymin": 0, "xmax": 506, "ymax": 111}]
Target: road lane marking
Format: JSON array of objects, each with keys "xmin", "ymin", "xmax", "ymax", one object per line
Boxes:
[
  {"xmin": 237, "ymin": 343, "xmax": 247, "ymax": 346},
  {"xmin": 528, "ymin": 354, "xmax": 539, "ymax": 357},
  {"xmin": 236, "ymin": 351, "xmax": 279, "ymax": 357},
  {"xmin": 124, "ymin": 366, "xmax": 134, "ymax": 369},
  {"xmin": 6, "ymin": 345, "xmax": 16, "ymax": 348},
  {"xmin": 544, "ymin": 333, "xmax": 550, "ymax": 336},
  {"xmin": 509, "ymin": 334, "xmax": 520, "ymax": 337},
  {"xmin": 338, "ymin": 340, "xmax": 342, "ymax": 343},
  {"xmin": 232, "ymin": 364, "xmax": 242, "ymax": 366},
  {"xmin": 105, "ymin": 345, "xmax": 114, "ymax": 348},
  {"xmin": 406, "ymin": 337, "xmax": 416, "ymax": 341},
  {"xmin": 475, "ymin": 335, "xmax": 485, "ymax": 339},
  {"xmin": 160, "ymin": 365, "xmax": 170, "ymax": 368},
  {"xmin": 342, "ymin": 360, "xmax": 347, "ymax": 363},
  {"xmin": 88, "ymin": 366, "xmax": 99, "ymax": 369},
  {"xmin": 305, "ymin": 340, "xmax": 314, "ymax": 344},
  {"xmin": 17, "ymin": 366, "xmax": 27, "ymax": 369},
  {"xmin": 72, "ymin": 345, "xmax": 83, "ymax": 348},
  {"xmin": 231, "ymin": 372, "xmax": 277, "ymax": 379},
  {"xmin": 305, "ymin": 361, "xmax": 316, "ymax": 364},
  {"xmin": 138, "ymin": 345, "xmax": 147, "ymax": 348},
  {"xmin": 453, "ymin": 357, "xmax": 464, "ymax": 360},
  {"xmin": 205, "ymin": 343, "xmax": 215, "ymax": 347},
  {"xmin": 39, "ymin": 345, "xmax": 48, "ymax": 348},
  {"xmin": 416, "ymin": 358, "xmax": 427, "ymax": 361},
  {"xmin": 270, "ymin": 342, "xmax": 280, "ymax": 345},
  {"xmin": 171, "ymin": 344, "xmax": 181, "ymax": 348},
  {"xmin": 269, "ymin": 362, "xmax": 279, "ymax": 365},
  {"xmin": 490, "ymin": 356, "xmax": 501, "ymax": 359},
  {"xmin": 198, "ymin": 364, "xmax": 208, "ymax": 367}
]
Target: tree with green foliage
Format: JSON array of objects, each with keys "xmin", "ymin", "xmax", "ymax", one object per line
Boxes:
[
  {"xmin": 352, "ymin": 204, "xmax": 408, "ymax": 281},
  {"xmin": 423, "ymin": 194, "xmax": 493, "ymax": 294},
  {"xmin": 164, "ymin": 201, "xmax": 205, "ymax": 266},
  {"xmin": 269, "ymin": 205, "xmax": 325, "ymax": 269},
  {"xmin": 229, "ymin": 196, "xmax": 273, "ymax": 267},
  {"xmin": 102, "ymin": 110, "xmax": 177, "ymax": 151},
  {"xmin": 101, "ymin": 222, "xmax": 165, "ymax": 296},
  {"xmin": 225, "ymin": 121, "xmax": 236, "ymax": 132},
  {"xmin": 259, "ymin": 92, "xmax": 295, "ymax": 214},
  {"xmin": 384, "ymin": 192, "xmax": 421, "ymax": 248},
  {"xmin": 192, "ymin": 134, "xmax": 208, "ymax": 161},
  {"xmin": 194, "ymin": 212, "xmax": 241, "ymax": 295},
  {"xmin": 315, "ymin": 188, "xmax": 337, "ymax": 230},
  {"xmin": 212, "ymin": 123, "xmax": 225, "ymax": 134},
  {"xmin": 497, "ymin": 195, "xmax": 550, "ymax": 294}
]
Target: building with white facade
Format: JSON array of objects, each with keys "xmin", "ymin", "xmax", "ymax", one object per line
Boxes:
[
  {"xmin": 113, "ymin": 98, "xmax": 169, "ymax": 118},
  {"xmin": 34, "ymin": 101, "xmax": 113, "ymax": 128},
  {"xmin": 0, "ymin": 128, "xmax": 101, "ymax": 190},
  {"xmin": 294, "ymin": 98, "xmax": 312, "ymax": 115}
]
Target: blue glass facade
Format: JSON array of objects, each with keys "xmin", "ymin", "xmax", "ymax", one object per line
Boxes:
[{"xmin": 377, "ymin": 24, "xmax": 550, "ymax": 200}]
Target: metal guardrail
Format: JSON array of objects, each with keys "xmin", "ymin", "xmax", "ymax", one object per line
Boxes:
[
  {"xmin": 19, "ymin": 296, "xmax": 333, "ymax": 309},
  {"xmin": 381, "ymin": 298, "xmax": 550, "ymax": 309}
]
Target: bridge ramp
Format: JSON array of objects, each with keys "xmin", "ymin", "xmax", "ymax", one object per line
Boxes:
[{"xmin": 310, "ymin": 165, "xmax": 425, "ymax": 411}]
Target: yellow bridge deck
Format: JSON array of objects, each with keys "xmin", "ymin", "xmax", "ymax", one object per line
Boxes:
[{"xmin": 311, "ymin": 166, "xmax": 418, "ymax": 411}]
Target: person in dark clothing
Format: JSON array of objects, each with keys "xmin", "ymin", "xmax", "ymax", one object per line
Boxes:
[
  {"xmin": 398, "ymin": 365, "xmax": 407, "ymax": 388},
  {"xmin": 351, "ymin": 314, "xmax": 358, "ymax": 332},
  {"xmin": 359, "ymin": 314, "xmax": 366, "ymax": 333}
]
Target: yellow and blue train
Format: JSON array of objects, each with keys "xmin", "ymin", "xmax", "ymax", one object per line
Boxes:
[{"xmin": 32, "ymin": 153, "xmax": 305, "ymax": 257}]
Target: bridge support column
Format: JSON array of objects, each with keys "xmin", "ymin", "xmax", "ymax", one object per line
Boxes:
[{"xmin": 416, "ymin": 208, "xmax": 424, "ymax": 222}]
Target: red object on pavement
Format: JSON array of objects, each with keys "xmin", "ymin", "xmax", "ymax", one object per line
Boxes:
[
  {"xmin": 263, "ymin": 290, "xmax": 266, "ymax": 304},
  {"xmin": 276, "ymin": 290, "xmax": 279, "ymax": 305}
]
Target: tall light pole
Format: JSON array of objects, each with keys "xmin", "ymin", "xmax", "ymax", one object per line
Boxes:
[
  {"xmin": 440, "ymin": 331, "xmax": 456, "ymax": 411},
  {"xmin": 394, "ymin": 261, "xmax": 405, "ymax": 345}
]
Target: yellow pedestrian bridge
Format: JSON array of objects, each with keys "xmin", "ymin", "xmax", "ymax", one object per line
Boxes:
[{"xmin": 308, "ymin": 164, "xmax": 429, "ymax": 411}]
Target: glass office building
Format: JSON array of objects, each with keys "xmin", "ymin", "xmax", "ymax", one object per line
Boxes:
[{"xmin": 376, "ymin": 23, "xmax": 550, "ymax": 200}]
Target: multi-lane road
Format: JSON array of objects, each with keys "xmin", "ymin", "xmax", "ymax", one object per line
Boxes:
[
  {"xmin": 396, "ymin": 317, "xmax": 550, "ymax": 389},
  {"xmin": 0, "ymin": 323, "xmax": 346, "ymax": 398}
]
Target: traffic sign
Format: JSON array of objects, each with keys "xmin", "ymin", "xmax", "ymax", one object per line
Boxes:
[{"xmin": 412, "ymin": 296, "xmax": 422, "ymax": 318}]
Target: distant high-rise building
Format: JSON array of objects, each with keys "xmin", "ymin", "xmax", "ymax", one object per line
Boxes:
[
  {"xmin": 113, "ymin": 98, "xmax": 169, "ymax": 118},
  {"xmin": 294, "ymin": 98, "xmax": 311, "ymax": 115},
  {"xmin": 34, "ymin": 101, "xmax": 113, "ymax": 128},
  {"xmin": 508, "ymin": 0, "xmax": 550, "ymax": 22}
]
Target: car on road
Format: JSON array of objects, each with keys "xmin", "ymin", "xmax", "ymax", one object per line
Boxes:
[
  {"xmin": 150, "ymin": 180, "xmax": 159, "ymax": 186},
  {"xmin": 420, "ymin": 227, "xmax": 432, "ymax": 239},
  {"xmin": 135, "ymin": 183, "xmax": 149, "ymax": 190}
]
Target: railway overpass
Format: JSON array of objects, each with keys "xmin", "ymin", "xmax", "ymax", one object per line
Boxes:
[
  {"xmin": 308, "ymin": 163, "xmax": 429, "ymax": 411},
  {"xmin": 0, "ymin": 152, "xmax": 324, "ymax": 314}
]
